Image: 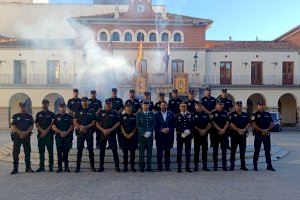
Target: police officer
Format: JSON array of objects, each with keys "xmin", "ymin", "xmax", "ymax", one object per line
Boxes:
[
  {"xmin": 169, "ymin": 89, "xmax": 182, "ymax": 114},
  {"xmin": 155, "ymin": 101, "xmax": 176, "ymax": 171},
  {"xmin": 52, "ymin": 103, "xmax": 74, "ymax": 173},
  {"xmin": 67, "ymin": 88, "xmax": 82, "ymax": 116},
  {"xmin": 35, "ymin": 99, "xmax": 55, "ymax": 173},
  {"xmin": 96, "ymin": 99, "xmax": 121, "ymax": 172},
  {"xmin": 229, "ymin": 101, "xmax": 250, "ymax": 171},
  {"xmin": 185, "ymin": 90, "xmax": 198, "ymax": 113},
  {"xmin": 89, "ymin": 90, "xmax": 102, "ymax": 149},
  {"xmin": 73, "ymin": 97, "xmax": 96, "ymax": 172},
  {"xmin": 125, "ymin": 89, "xmax": 141, "ymax": 114},
  {"xmin": 10, "ymin": 102, "xmax": 35, "ymax": 174},
  {"xmin": 219, "ymin": 89, "xmax": 233, "ymax": 114},
  {"xmin": 175, "ymin": 102, "xmax": 194, "ymax": 173},
  {"xmin": 211, "ymin": 99, "xmax": 230, "ymax": 171},
  {"xmin": 154, "ymin": 93, "xmax": 165, "ymax": 112},
  {"xmin": 193, "ymin": 102, "xmax": 211, "ymax": 171},
  {"xmin": 141, "ymin": 91, "xmax": 155, "ymax": 112},
  {"xmin": 201, "ymin": 87, "xmax": 216, "ymax": 114},
  {"xmin": 107, "ymin": 88, "xmax": 124, "ymax": 113},
  {"xmin": 252, "ymin": 101, "xmax": 275, "ymax": 171},
  {"xmin": 136, "ymin": 100, "xmax": 155, "ymax": 172},
  {"xmin": 119, "ymin": 104, "xmax": 138, "ymax": 172}
]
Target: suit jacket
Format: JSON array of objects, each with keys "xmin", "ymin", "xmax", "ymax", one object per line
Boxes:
[
  {"xmin": 136, "ymin": 111, "xmax": 155, "ymax": 136},
  {"xmin": 155, "ymin": 111, "xmax": 176, "ymax": 148}
]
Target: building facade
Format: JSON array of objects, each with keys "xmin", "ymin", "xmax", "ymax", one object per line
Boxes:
[{"xmin": 0, "ymin": 0, "xmax": 299, "ymax": 129}]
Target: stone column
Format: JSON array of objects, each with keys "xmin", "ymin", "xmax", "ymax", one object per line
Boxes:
[{"xmin": 297, "ymin": 107, "xmax": 300, "ymax": 127}]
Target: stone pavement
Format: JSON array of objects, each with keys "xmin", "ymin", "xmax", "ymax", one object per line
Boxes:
[{"xmin": 0, "ymin": 132, "xmax": 299, "ymax": 200}]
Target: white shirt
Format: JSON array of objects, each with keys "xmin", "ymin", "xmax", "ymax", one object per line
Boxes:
[{"xmin": 161, "ymin": 111, "xmax": 167, "ymax": 122}]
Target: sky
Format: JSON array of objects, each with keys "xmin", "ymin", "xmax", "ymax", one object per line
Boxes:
[{"xmin": 49, "ymin": 0, "xmax": 300, "ymax": 41}]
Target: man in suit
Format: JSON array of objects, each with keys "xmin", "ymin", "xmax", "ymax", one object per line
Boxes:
[
  {"xmin": 136, "ymin": 100, "xmax": 155, "ymax": 172},
  {"xmin": 155, "ymin": 101, "xmax": 176, "ymax": 171}
]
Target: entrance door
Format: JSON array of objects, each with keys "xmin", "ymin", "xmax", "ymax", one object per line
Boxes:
[
  {"xmin": 282, "ymin": 62, "xmax": 294, "ymax": 85},
  {"xmin": 251, "ymin": 62, "xmax": 263, "ymax": 85}
]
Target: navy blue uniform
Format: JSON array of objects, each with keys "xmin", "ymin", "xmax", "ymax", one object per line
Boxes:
[
  {"xmin": 193, "ymin": 111, "xmax": 211, "ymax": 169},
  {"xmin": 89, "ymin": 98, "xmax": 102, "ymax": 148},
  {"xmin": 169, "ymin": 98, "xmax": 182, "ymax": 114},
  {"xmin": 229, "ymin": 111, "xmax": 250, "ymax": 168},
  {"xmin": 125, "ymin": 99, "xmax": 141, "ymax": 114},
  {"xmin": 53, "ymin": 113, "xmax": 73, "ymax": 170},
  {"xmin": 97, "ymin": 110, "xmax": 120, "ymax": 170},
  {"xmin": 67, "ymin": 98, "xmax": 82, "ymax": 115},
  {"xmin": 211, "ymin": 110, "xmax": 229, "ymax": 169},
  {"xmin": 175, "ymin": 112, "xmax": 194, "ymax": 171},
  {"xmin": 219, "ymin": 98, "xmax": 233, "ymax": 113},
  {"xmin": 119, "ymin": 113, "xmax": 138, "ymax": 170},
  {"xmin": 35, "ymin": 110, "xmax": 55, "ymax": 170},
  {"xmin": 107, "ymin": 97, "xmax": 124, "ymax": 113},
  {"xmin": 185, "ymin": 99, "xmax": 198, "ymax": 114},
  {"xmin": 11, "ymin": 113, "xmax": 34, "ymax": 170},
  {"xmin": 251, "ymin": 111, "xmax": 273, "ymax": 167},
  {"xmin": 155, "ymin": 111, "xmax": 176, "ymax": 170},
  {"xmin": 201, "ymin": 96, "xmax": 216, "ymax": 112},
  {"xmin": 74, "ymin": 107, "xmax": 96, "ymax": 170}
]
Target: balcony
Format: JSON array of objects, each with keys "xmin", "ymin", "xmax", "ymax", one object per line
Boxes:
[{"xmin": 0, "ymin": 74, "xmax": 75, "ymax": 87}]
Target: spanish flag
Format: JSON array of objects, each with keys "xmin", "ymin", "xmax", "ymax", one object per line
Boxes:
[{"xmin": 136, "ymin": 40, "xmax": 143, "ymax": 72}]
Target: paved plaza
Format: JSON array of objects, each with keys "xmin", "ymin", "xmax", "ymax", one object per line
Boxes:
[{"xmin": 0, "ymin": 132, "xmax": 299, "ymax": 200}]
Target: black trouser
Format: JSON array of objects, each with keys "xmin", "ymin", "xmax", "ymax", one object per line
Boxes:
[
  {"xmin": 11, "ymin": 133, "xmax": 31, "ymax": 169},
  {"xmin": 138, "ymin": 135, "xmax": 153, "ymax": 170},
  {"xmin": 122, "ymin": 148, "xmax": 136, "ymax": 168},
  {"xmin": 99, "ymin": 137, "xmax": 119, "ymax": 169},
  {"xmin": 55, "ymin": 135, "xmax": 72, "ymax": 169},
  {"xmin": 177, "ymin": 136, "xmax": 192, "ymax": 169},
  {"xmin": 253, "ymin": 133, "xmax": 272, "ymax": 167},
  {"xmin": 76, "ymin": 130, "xmax": 94, "ymax": 169},
  {"xmin": 95, "ymin": 129, "xmax": 101, "ymax": 148},
  {"xmin": 230, "ymin": 134, "xmax": 246, "ymax": 167},
  {"xmin": 194, "ymin": 135, "xmax": 208, "ymax": 168},
  {"xmin": 157, "ymin": 145, "xmax": 171, "ymax": 170},
  {"xmin": 212, "ymin": 133, "xmax": 228, "ymax": 168},
  {"xmin": 37, "ymin": 133, "xmax": 54, "ymax": 169}
]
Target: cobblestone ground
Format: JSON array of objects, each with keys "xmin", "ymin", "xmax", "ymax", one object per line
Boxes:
[{"xmin": 0, "ymin": 132, "xmax": 299, "ymax": 200}]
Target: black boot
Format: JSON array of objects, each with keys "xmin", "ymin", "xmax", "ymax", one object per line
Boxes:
[
  {"xmin": 202, "ymin": 163, "xmax": 210, "ymax": 171},
  {"xmin": 267, "ymin": 165, "xmax": 276, "ymax": 171},
  {"xmin": 123, "ymin": 164, "xmax": 128, "ymax": 172},
  {"xmin": 74, "ymin": 163, "xmax": 80, "ymax": 173},
  {"xmin": 230, "ymin": 164, "xmax": 235, "ymax": 171},
  {"xmin": 240, "ymin": 165, "xmax": 248, "ymax": 171},
  {"xmin": 194, "ymin": 165, "xmax": 199, "ymax": 172},
  {"xmin": 10, "ymin": 167, "xmax": 18, "ymax": 175},
  {"xmin": 36, "ymin": 166, "xmax": 45, "ymax": 173},
  {"xmin": 65, "ymin": 163, "xmax": 70, "ymax": 172},
  {"xmin": 25, "ymin": 168, "xmax": 35, "ymax": 173},
  {"xmin": 130, "ymin": 163, "xmax": 136, "ymax": 172},
  {"xmin": 214, "ymin": 162, "xmax": 218, "ymax": 171}
]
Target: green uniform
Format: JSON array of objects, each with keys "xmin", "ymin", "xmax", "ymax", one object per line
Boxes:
[
  {"xmin": 136, "ymin": 111, "xmax": 155, "ymax": 171},
  {"xmin": 35, "ymin": 110, "xmax": 55, "ymax": 170},
  {"xmin": 11, "ymin": 113, "xmax": 34, "ymax": 170}
]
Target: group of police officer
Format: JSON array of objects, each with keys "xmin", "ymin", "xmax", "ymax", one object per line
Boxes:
[{"xmin": 9, "ymin": 87, "xmax": 276, "ymax": 174}]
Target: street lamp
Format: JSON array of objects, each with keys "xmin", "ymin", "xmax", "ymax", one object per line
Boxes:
[{"xmin": 193, "ymin": 52, "xmax": 198, "ymax": 73}]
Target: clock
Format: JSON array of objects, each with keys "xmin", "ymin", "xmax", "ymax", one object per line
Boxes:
[{"xmin": 136, "ymin": 3, "xmax": 145, "ymax": 13}]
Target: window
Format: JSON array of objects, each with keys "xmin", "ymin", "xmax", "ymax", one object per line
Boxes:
[
  {"xmin": 220, "ymin": 62, "xmax": 232, "ymax": 85},
  {"xmin": 137, "ymin": 32, "xmax": 145, "ymax": 41},
  {"xmin": 251, "ymin": 62, "xmax": 263, "ymax": 85},
  {"xmin": 174, "ymin": 33, "xmax": 182, "ymax": 42},
  {"xmin": 112, "ymin": 32, "xmax": 120, "ymax": 41},
  {"xmin": 172, "ymin": 60, "xmax": 184, "ymax": 74},
  {"xmin": 47, "ymin": 60, "xmax": 60, "ymax": 84},
  {"xmin": 124, "ymin": 32, "xmax": 132, "ymax": 42},
  {"xmin": 162, "ymin": 33, "xmax": 169, "ymax": 42},
  {"xmin": 283, "ymin": 62, "xmax": 294, "ymax": 85},
  {"xmin": 99, "ymin": 32, "xmax": 108, "ymax": 41},
  {"xmin": 14, "ymin": 60, "xmax": 27, "ymax": 84},
  {"xmin": 149, "ymin": 33, "xmax": 157, "ymax": 42}
]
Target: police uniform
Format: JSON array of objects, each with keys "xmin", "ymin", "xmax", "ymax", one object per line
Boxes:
[
  {"xmin": 107, "ymin": 97, "xmax": 124, "ymax": 113},
  {"xmin": 219, "ymin": 97, "xmax": 233, "ymax": 113},
  {"xmin": 125, "ymin": 98, "xmax": 141, "ymax": 114},
  {"xmin": 89, "ymin": 96, "xmax": 102, "ymax": 148},
  {"xmin": 53, "ymin": 110, "xmax": 74, "ymax": 172},
  {"xmin": 119, "ymin": 112, "xmax": 138, "ymax": 171},
  {"xmin": 97, "ymin": 103, "xmax": 120, "ymax": 172},
  {"xmin": 67, "ymin": 97, "xmax": 82, "ymax": 115},
  {"xmin": 186, "ymin": 99, "xmax": 198, "ymax": 114},
  {"xmin": 193, "ymin": 110, "xmax": 211, "ymax": 171},
  {"xmin": 175, "ymin": 112, "xmax": 194, "ymax": 172},
  {"xmin": 35, "ymin": 108, "xmax": 55, "ymax": 171},
  {"xmin": 201, "ymin": 96, "xmax": 216, "ymax": 113},
  {"xmin": 10, "ymin": 105, "xmax": 34, "ymax": 173},
  {"xmin": 136, "ymin": 102, "xmax": 155, "ymax": 172},
  {"xmin": 141, "ymin": 91, "xmax": 155, "ymax": 111},
  {"xmin": 155, "ymin": 110, "xmax": 176, "ymax": 171},
  {"xmin": 74, "ymin": 105, "xmax": 97, "ymax": 172},
  {"xmin": 169, "ymin": 98, "xmax": 182, "ymax": 114},
  {"xmin": 229, "ymin": 107, "xmax": 250, "ymax": 170},
  {"xmin": 251, "ymin": 105, "xmax": 275, "ymax": 171},
  {"xmin": 211, "ymin": 107, "xmax": 229, "ymax": 170}
]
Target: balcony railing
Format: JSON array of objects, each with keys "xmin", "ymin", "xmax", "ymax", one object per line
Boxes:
[{"xmin": 0, "ymin": 74, "xmax": 75, "ymax": 86}]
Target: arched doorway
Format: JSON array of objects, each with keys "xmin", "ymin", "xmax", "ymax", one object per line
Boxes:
[
  {"xmin": 9, "ymin": 93, "xmax": 32, "ymax": 125},
  {"xmin": 44, "ymin": 93, "xmax": 64, "ymax": 113},
  {"xmin": 278, "ymin": 93, "xmax": 298, "ymax": 126},
  {"xmin": 247, "ymin": 93, "xmax": 266, "ymax": 116}
]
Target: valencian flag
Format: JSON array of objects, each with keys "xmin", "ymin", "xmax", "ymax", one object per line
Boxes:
[
  {"xmin": 136, "ymin": 39, "xmax": 143, "ymax": 73},
  {"xmin": 163, "ymin": 42, "xmax": 170, "ymax": 73}
]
